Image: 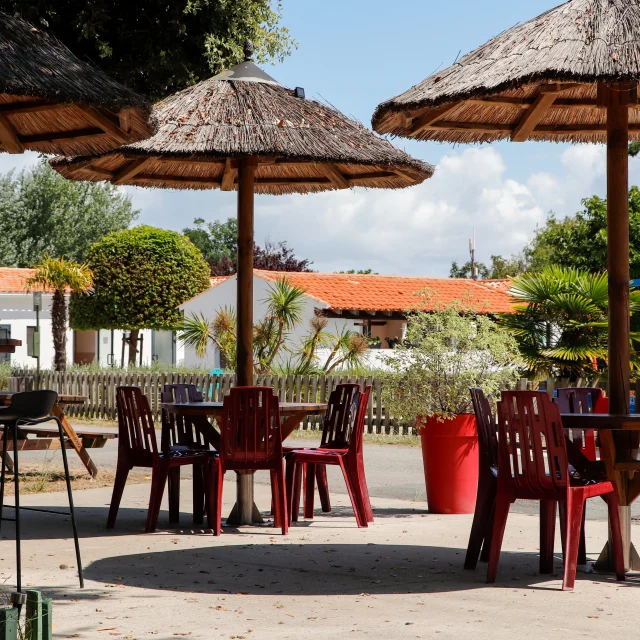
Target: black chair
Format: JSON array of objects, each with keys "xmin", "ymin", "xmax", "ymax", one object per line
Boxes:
[{"xmin": 0, "ymin": 390, "xmax": 83, "ymax": 595}]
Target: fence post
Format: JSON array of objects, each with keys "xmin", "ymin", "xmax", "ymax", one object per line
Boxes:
[
  {"xmin": 0, "ymin": 608, "xmax": 18, "ymax": 640},
  {"xmin": 41, "ymin": 599, "xmax": 52, "ymax": 640},
  {"xmin": 25, "ymin": 590, "xmax": 42, "ymax": 640}
]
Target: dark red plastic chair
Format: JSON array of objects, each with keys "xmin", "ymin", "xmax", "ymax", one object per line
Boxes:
[
  {"xmin": 161, "ymin": 384, "xmax": 219, "ymax": 526},
  {"xmin": 464, "ymin": 388, "xmax": 498, "ymax": 569},
  {"xmin": 489, "ymin": 391, "xmax": 625, "ymax": 590},
  {"xmin": 556, "ymin": 388, "xmax": 602, "ymax": 462},
  {"xmin": 214, "ymin": 387, "xmax": 288, "ymax": 535},
  {"xmin": 108, "ymin": 386, "xmax": 218, "ymax": 533},
  {"xmin": 286, "ymin": 386, "xmax": 372, "ymax": 528}
]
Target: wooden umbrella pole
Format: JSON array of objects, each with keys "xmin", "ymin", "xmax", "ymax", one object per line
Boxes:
[
  {"xmin": 607, "ymin": 83, "xmax": 631, "ymax": 416},
  {"xmin": 230, "ymin": 156, "xmax": 261, "ymax": 527},
  {"xmin": 236, "ymin": 157, "xmax": 256, "ymax": 387}
]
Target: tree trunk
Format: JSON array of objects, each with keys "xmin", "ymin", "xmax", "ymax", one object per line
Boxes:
[
  {"xmin": 128, "ymin": 328, "xmax": 139, "ymax": 365},
  {"xmin": 51, "ymin": 289, "xmax": 67, "ymax": 372}
]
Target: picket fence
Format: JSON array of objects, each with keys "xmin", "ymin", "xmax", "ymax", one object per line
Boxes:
[{"xmin": 8, "ymin": 371, "xmax": 402, "ymax": 435}]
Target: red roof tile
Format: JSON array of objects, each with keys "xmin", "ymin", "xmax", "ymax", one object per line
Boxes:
[
  {"xmin": 0, "ymin": 267, "xmax": 35, "ymax": 293},
  {"xmin": 254, "ymin": 270, "xmax": 513, "ymax": 314}
]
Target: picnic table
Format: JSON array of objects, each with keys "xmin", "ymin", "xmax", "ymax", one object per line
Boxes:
[
  {"xmin": 162, "ymin": 401, "xmax": 327, "ymax": 526},
  {"xmin": 0, "ymin": 392, "xmax": 116, "ymax": 478},
  {"xmin": 561, "ymin": 412, "xmax": 640, "ymax": 572}
]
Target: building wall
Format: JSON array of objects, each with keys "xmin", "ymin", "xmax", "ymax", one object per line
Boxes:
[
  {"xmin": 1, "ymin": 293, "xmax": 183, "ymax": 369},
  {"xmin": 180, "ymin": 275, "xmax": 360, "ymax": 370}
]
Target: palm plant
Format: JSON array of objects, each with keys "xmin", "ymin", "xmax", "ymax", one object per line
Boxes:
[
  {"xmin": 499, "ymin": 266, "xmax": 640, "ymax": 380},
  {"xmin": 26, "ymin": 256, "xmax": 93, "ymax": 372}
]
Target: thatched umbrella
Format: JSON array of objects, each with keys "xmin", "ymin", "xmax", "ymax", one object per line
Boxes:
[
  {"xmin": 52, "ymin": 43, "xmax": 433, "ymax": 524},
  {"xmin": 373, "ymin": 0, "xmax": 640, "ymax": 569},
  {"xmin": 0, "ymin": 11, "xmax": 154, "ymax": 155}
]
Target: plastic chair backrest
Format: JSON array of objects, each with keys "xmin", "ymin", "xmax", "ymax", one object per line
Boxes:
[
  {"xmin": 164, "ymin": 383, "xmax": 203, "ymax": 404},
  {"xmin": 348, "ymin": 385, "xmax": 372, "ymax": 458},
  {"xmin": 470, "ymin": 388, "xmax": 498, "ymax": 470},
  {"xmin": 498, "ymin": 391, "xmax": 569, "ymax": 497},
  {"xmin": 320, "ymin": 384, "xmax": 361, "ymax": 448},
  {"xmin": 160, "ymin": 389, "xmax": 211, "ymax": 452},
  {"xmin": 3, "ymin": 390, "xmax": 57, "ymax": 420},
  {"xmin": 556, "ymin": 387, "xmax": 602, "ymax": 462},
  {"xmin": 220, "ymin": 387, "xmax": 282, "ymax": 469},
  {"xmin": 116, "ymin": 386, "xmax": 158, "ymax": 457}
]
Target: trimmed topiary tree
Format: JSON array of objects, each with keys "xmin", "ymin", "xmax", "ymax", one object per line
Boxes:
[{"xmin": 70, "ymin": 226, "xmax": 210, "ymax": 364}]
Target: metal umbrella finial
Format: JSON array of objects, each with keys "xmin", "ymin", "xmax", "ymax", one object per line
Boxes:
[{"xmin": 244, "ymin": 40, "xmax": 254, "ymax": 62}]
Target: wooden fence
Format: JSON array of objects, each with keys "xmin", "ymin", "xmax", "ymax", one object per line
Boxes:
[{"xmin": 7, "ymin": 371, "xmax": 402, "ymax": 435}]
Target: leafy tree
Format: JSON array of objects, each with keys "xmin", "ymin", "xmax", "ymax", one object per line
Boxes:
[
  {"xmin": 525, "ymin": 188, "xmax": 640, "ymax": 277},
  {"xmin": 26, "ymin": 257, "xmax": 93, "ymax": 372},
  {"xmin": 180, "ymin": 278, "xmax": 368, "ymax": 374},
  {"xmin": 0, "ymin": 160, "xmax": 138, "ymax": 268},
  {"xmin": 499, "ymin": 266, "xmax": 640, "ymax": 380},
  {"xmin": 630, "ymin": 141, "xmax": 640, "ymax": 157},
  {"xmin": 2, "ymin": 1, "xmax": 296, "ymax": 100},
  {"xmin": 337, "ymin": 269, "xmax": 377, "ymax": 275},
  {"xmin": 183, "ymin": 217, "xmax": 314, "ymax": 275},
  {"xmin": 382, "ymin": 302, "xmax": 521, "ymax": 425},
  {"xmin": 449, "ymin": 254, "xmax": 527, "ymax": 279},
  {"xmin": 70, "ymin": 226, "xmax": 210, "ymax": 364}
]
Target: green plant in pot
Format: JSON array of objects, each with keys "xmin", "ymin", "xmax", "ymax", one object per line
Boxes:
[{"xmin": 383, "ymin": 299, "xmax": 521, "ymax": 514}]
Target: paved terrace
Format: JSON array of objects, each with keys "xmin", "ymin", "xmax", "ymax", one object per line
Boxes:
[{"xmin": 2, "ymin": 465, "xmax": 640, "ymax": 639}]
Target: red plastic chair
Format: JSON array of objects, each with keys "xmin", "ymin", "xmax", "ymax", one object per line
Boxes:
[
  {"xmin": 214, "ymin": 387, "xmax": 288, "ymax": 535},
  {"xmin": 489, "ymin": 391, "xmax": 625, "ymax": 590},
  {"xmin": 108, "ymin": 386, "xmax": 218, "ymax": 533},
  {"xmin": 160, "ymin": 384, "xmax": 219, "ymax": 525},
  {"xmin": 286, "ymin": 386, "xmax": 372, "ymax": 528},
  {"xmin": 464, "ymin": 388, "xmax": 498, "ymax": 569}
]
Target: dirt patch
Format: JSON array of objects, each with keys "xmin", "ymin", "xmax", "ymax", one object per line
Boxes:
[{"xmin": 3, "ymin": 467, "xmax": 150, "ymax": 494}]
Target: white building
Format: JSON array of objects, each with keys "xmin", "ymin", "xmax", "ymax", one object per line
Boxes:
[
  {"xmin": 179, "ymin": 270, "xmax": 512, "ymax": 370},
  {"xmin": 0, "ymin": 268, "xmax": 182, "ymax": 368}
]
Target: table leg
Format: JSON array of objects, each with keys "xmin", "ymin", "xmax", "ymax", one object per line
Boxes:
[
  {"xmin": 52, "ymin": 405, "xmax": 98, "ymax": 478},
  {"xmin": 595, "ymin": 505, "xmax": 640, "ymax": 572},
  {"xmin": 225, "ymin": 471, "xmax": 264, "ymax": 526}
]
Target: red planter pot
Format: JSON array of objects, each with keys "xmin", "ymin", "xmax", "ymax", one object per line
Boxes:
[{"xmin": 419, "ymin": 413, "xmax": 479, "ymax": 514}]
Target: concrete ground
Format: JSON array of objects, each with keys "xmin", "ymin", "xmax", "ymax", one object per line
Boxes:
[{"xmin": 1, "ymin": 472, "xmax": 640, "ymax": 639}]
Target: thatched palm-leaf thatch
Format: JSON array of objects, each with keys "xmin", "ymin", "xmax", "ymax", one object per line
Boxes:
[
  {"xmin": 51, "ymin": 60, "xmax": 433, "ymax": 195},
  {"xmin": 372, "ymin": 0, "xmax": 640, "ymax": 144},
  {"xmin": 0, "ymin": 11, "xmax": 154, "ymax": 155}
]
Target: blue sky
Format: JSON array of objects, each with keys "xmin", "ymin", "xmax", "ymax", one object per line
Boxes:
[{"xmin": 8, "ymin": 1, "xmax": 640, "ymax": 275}]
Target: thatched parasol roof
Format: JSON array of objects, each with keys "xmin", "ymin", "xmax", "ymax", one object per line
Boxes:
[
  {"xmin": 372, "ymin": 0, "xmax": 640, "ymax": 144},
  {"xmin": 50, "ymin": 54, "xmax": 433, "ymax": 194},
  {"xmin": 0, "ymin": 11, "xmax": 154, "ymax": 155}
]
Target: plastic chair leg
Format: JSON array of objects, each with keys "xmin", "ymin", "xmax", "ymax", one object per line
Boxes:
[
  {"xmin": 355, "ymin": 457, "xmax": 373, "ymax": 522},
  {"xmin": 345, "ymin": 460, "xmax": 369, "ymax": 527},
  {"xmin": 146, "ymin": 461, "xmax": 169, "ymax": 533},
  {"xmin": 273, "ymin": 463, "xmax": 288, "ymax": 535},
  {"xmin": 316, "ymin": 465, "xmax": 331, "ymax": 513},
  {"xmin": 339, "ymin": 459, "xmax": 367, "ymax": 528},
  {"xmin": 303, "ymin": 463, "xmax": 315, "ymax": 519},
  {"xmin": 604, "ymin": 493, "xmax": 626, "ymax": 582},
  {"xmin": 562, "ymin": 491, "xmax": 585, "ymax": 591},
  {"xmin": 539, "ymin": 500, "xmax": 557, "ymax": 574},
  {"xmin": 285, "ymin": 456, "xmax": 299, "ymax": 525},
  {"xmin": 107, "ymin": 461, "xmax": 130, "ymax": 529},
  {"xmin": 270, "ymin": 470, "xmax": 281, "ymax": 528},
  {"xmin": 212, "ymin": 468, "xmax": 224, "ymax": 536},
  {"xmin": 167, "ymin": 467, "xmax": 180, "ymax": 524},
  {"xmin": 55, "ymin": 417, "xmax": 84, "ymax": 588},
  {"xmin": 486, "ymin": 491, "xmax": 511, "ymax": 583},
  {"xmin": 465, "ymin": 477, "xmax": 496, "ymax": 570},
  {"xmin": 192, "ymin": 465, "xmax": 204, "ymax": 525},
  {"xmin": 480, "ymin": 501, "xmax": 495, "ymax": 563}
]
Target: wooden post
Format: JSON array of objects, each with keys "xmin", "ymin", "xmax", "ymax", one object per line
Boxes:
[
  {"xmin": 236, "ymin": 157, "xmax": 256, "ymax": 387},
  {"xmin": 607, "ymin": 83, "xmax": 631, "ymax": 416}
]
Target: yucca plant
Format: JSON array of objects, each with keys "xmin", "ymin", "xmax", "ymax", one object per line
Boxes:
[
  {"xmin": 499, "ymin": 266, "xmax": 640, "ymax": 380},
  {"xmin": 26, "ymin": 256, "xmax": 93, "ymax": 372}
]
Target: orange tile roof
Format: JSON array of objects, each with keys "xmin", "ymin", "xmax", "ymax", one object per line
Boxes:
[
  {"xmin": 0, "ymin": 267, "xmax": 35, "ymax": 293},
  {"xmin": 254, "ymin": 270, "xmax": 513, "ymax": 314}
]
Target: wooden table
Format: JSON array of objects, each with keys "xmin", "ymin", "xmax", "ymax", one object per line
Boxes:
[
  {"xmin": 163, "ymin": 401, "xmax": 327, "ymax": 525},
  {"xmin": 561, "ymin": 413, "xmax": 640, "ymax": 571},
  {"xmin": 0, "ymin": 392, "xmax": 116, "ymax": 478}
]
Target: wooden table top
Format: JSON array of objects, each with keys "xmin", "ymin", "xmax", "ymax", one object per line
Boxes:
[
  {"xmin": 162, "ymin": 401, "xmax": 327, "ymax": 417},
  {"xmin": 561, "ymin": 413, "xmax": 640, "ymax": 431},
  {"xmin": 0, "ymin": 392, "xmax": 87, "ymax": 406}
]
